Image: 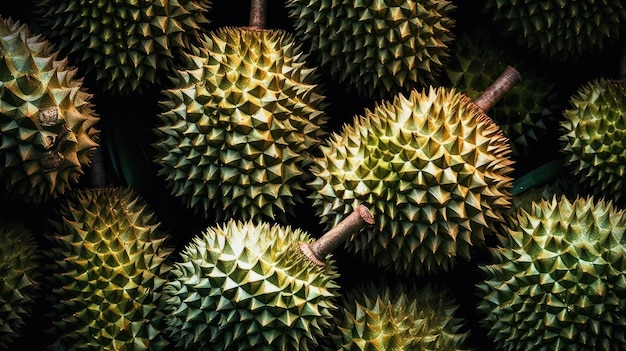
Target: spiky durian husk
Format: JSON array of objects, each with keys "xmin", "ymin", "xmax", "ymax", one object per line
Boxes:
[
  {"xmin": 285, "ymin": 0, "xmax": 456, "ymax": 99},
  {"xmin": 559, "ymin": 78, "xmax": 626, "ymax": 204},
  {"xmin": 35, "ymin": 0, "xmax": 211, "ymax": 95},
  {"xmin": 482, "ymin": 0, "xmax": 625, "ymax": 60},
  {"xmin": 309, "ymin": 86, "xmax": 514, "ymax": 276},
  {"xmin": 322, "ymin": 282, "xmax": 471, "ymax": 351},
  {"xmin": 153, "ymin": 27, "xmax": 329, "ymax": 222},
  {"xmin": 163, "ymin": 220, "xmax": 339, "ymax": 351},
  {"xmin": 444, "ymin": 30, "xmax": 558, "ymax": 155},
  {"xmin": 0, "ymin": 219, "xmax": 39, "ymax": 349},
  {"xmin": 44, "ymin": 187, "xmax": 173, "ymax": 350},
  {"xmin": 0, "ymin": 16, "xmax": 100, "ymax": 204},
  {"xmin": 477, "ymin": 195, "xmax": 626, "ymax": 350}
]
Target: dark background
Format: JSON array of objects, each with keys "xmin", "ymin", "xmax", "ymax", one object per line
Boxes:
[{"xmin": 0, "ymin": 1, "xmax": 623, "ymax": 349}]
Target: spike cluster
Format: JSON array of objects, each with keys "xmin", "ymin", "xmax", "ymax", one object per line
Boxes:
[
  {"xmin": 44, "ymin": 187, "xmax": 173, "ymax": 350},
  {"xmin": 0, "ymin": 16, "xmax": 100, "ymax": 203},
  {"xmin": 163, "ymin": 220, "xmax": 339, "ymax": 351},
  {"xmin": 482, "ymin": 0, "xmax": 626, "ymax": 60},
  {"xmin": 444, "ymin": 30, "xmax": 558, "ymax": 155},
  {"xmin": 286, "ymin": 0, "xmax": 456, "ymax": 99},
  {"xmin": 322, "ymin": 282, "xmax": 471, "ymax": 351},
  {"xmin": 560, "ymin": 78, "xmax": 626, "ymax": 203},
  {"xmin": 35, "ymin": 0, "xmax": 212, "ymax": 95},
  {"xmin": 0, "ymin": 220, "xmax": 39, "ymax": 349},
  {"xmin": 309, "ymin": 87, "xmax": 514, "ymax": 276},
  {"xmin": 477, "ymin": 195, "xmax": 626, "ymax": 350},
  {"xmin": 153, "ymin": 27, "xmax": 329, "ymax": 222}
]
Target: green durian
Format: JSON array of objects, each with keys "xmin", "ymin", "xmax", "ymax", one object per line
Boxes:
[
  {"xmin": 322, "ymin": 281, "xmax": 471, "ymax": 351},
  {"xmin": 0, "ymin": 16, "xmax": 100, "ymax": 203},
  {"xmin": 309, "ymin": 86, "xmax": 514, "ymax": 276},
  {"xmin": 559, "ymin": 78, "xmax": 626, "ymax": 203},
  {"xmin": 477, "ymin": 195, "xmax": 626, "ymax": 350},
  {"xmin": 482, "ymin": 0, "xmax": 626, "ymax": 61},
  {"xmin": 285, "ymin": 0, "xmax": 456, "ymax": 99},
  {"xmin": 153, "ymin": 26, "xmax": 329, "ymax": 222},
  {"xmin": 44, "ymin": 187, "xmax": 174, "ymax": 350},
  {"xmin": 0, "ymin": 219, "xmax": 40, "ymax": 349},
  {"xmin": 163, "ymin": 219, "xmax": 340, "ymax": 351},
  {"xmin": 35, "ymin": 0, "xmax": 211, "ymax": 95},
  {"xmin": 443, "ymin": 29, "xmax": 558, "ymax": 155}
]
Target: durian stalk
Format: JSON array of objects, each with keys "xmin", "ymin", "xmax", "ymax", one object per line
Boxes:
[
  {"xmin": 300, "ymin": 204, "xmax": 374, "ymax": 266},
  {"xmin": 474, "ymin": 65, "xmax": 521, "ymax": 112},
  {"xmin": 620, "ymin": 40, "xmax": 626, "ymax": 80},
  {"xmin": 90, "ymin": 146, "xmax": 107, "ymax": 189},
  {"xmin": 249, "ymin": 0, "xmax": 267, "ymax": 30}
]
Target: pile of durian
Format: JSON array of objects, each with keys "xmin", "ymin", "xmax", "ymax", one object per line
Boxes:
[{"xmin": 0, "ymin": 0, "xmax": 625, "ymax": 350}]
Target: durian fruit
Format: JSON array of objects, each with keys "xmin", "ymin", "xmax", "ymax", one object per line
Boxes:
[
  {"xmin": 308, "ymin": 86, "xmax": 514, "ymax": 276},
  {"xmin": 322, "ymin": 281, "xmax": 471, "ymax": 351},
  {"xmin": 153, "ymin": 26, "xmax": 329, "ymax": 222},
  {"xmin": 35, "ymin": 0, "xmax": 211, "ymax": 95},
  {"xmin": 482, "ymin": 0, "xmax": 626, "ymax": 61},
  {"xmin": 443, "ymin": 30, "xmax": 558, "ymax": 155},
  {"xmin": 163, "ymin": 206, "xmax": 373, "ymax": 351},
  {"xmin": 477, "ymin": 195, "xmax": 626, "ymax": 350},
  {"xmin": 0, "ymin": 219, "xmax": 40, "ymax": 349},
  {"xmin": 285, "ymin": 0, "xmax": 456, "ymax": 99},
  {"xmin": 559, "ymin": 78, "xmax": 626, "ymax": 204},
  {"xmin": 0, "ymin": 16, "xmax": 100, "ymax": 203},
  {"xmin": 44, "ymin": 187, "xmax": 174, "ymax": 350}
]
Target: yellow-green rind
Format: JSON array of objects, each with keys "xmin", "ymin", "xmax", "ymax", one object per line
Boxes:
[
  {"xmin": 322, "ymin": 282, "xmax": 471, "ymax": 351},
  {"xmin": 482, "ymin": 0, "xmax": 625, "ymax": 61},
  {"xmin": 477, "ymin": 195, "xmax": 626, "ymax": 350},
  {"xmin": 309, "ymin": 87, "xmax": 514, "ymax": 276},
  {"xmin": 45, "ymin": 187, "xmax": 174, "ymax": 350},
  {"xmin": 559, "ymin": 78, "xmax": 626, "ymax": 204},
  {"xmin": 163, "ymin": 220, "xmax": 339, "ymax": 351},
  {"xmin": 0, "ymin": 16, "xmax": 100, "ymax": 203},
  {"xmin": 286, "ymin": 0, "xmax": 456, "ymax": 100},
  {"xmin": 153, "ymin": 27, "xmax": 329, "ymax": 223},
  {"xmin": 35, "ymin": 0, "xmax": 211, "ymax": 95},
  {"xmin": 0, "ymin": 219, "xmax": 40, "ymax": 349}
]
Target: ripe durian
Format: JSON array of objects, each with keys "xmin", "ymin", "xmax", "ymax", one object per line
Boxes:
[
  {"xmin": 482, "ymin": 0, "xmax": 626, "ymax": 61},
  {"xmin": 163, "ymin": 205, "xmax": 373, "ymax": 351},
  {"xmin": 285, "ymin": 0, "xmax": 456, "ymax": 99},
  {"xmin": 44, "ymin": 187, "xmax": 174, "ymax": 350},
  {"xmin": 477, "ymin": 195, "xmax": 626, "ymax": 350},
  {"xmin": 153, "ymin": 26, "xmax": 329, "ymax": 222},
  {"xmin": 0, "ymin": 219, "xmax": 40, "ymax": 349},
  {"xmin": 0, "ymin": 16, "xmax": 100, "ymax": 203},
  {"xmin": 322, "ymin": 281, "xmax": 471, "ymax": 351},
  {"xmin": 443, "ymin": 30, "xmax": 558, "ymax": 155},
  {"xmin": 35, "ymin": 0, "xmax": 212, "ymax": 95},
  {"xmin": 559, "ymin": 78, "xmax": 626, "ymax": 204},
  {"xmin": 308, "ymin": 86, "xmax": 514, "ymax": 276}
]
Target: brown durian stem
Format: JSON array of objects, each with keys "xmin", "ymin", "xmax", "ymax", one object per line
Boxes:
[
  {"xmin": 474, "ymin": 65, "xmax": 522, "ymax": 113},
  {"xmin": 299, "ymin": 204, "xmax": 374, "ymax": 267},
  {"xmin": 90, "ymin": 146, "xmax": 107, "ymax": 188},
  {"xmin": 249, "ymin": 0, "xmax": 267, "ymax": 30},
  {"xmin": 620, "ymin": 40, "xmax": 626, "ymax": 80}
]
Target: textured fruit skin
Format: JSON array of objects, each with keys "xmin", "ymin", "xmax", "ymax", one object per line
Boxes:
[
  {"xmin": 163, "ymin": 220, "xmax": 339, "ymax": 351},
  {"xmin": 482, "ymin": 0, "xmax": 626, "ymax": 61},
  {"xmin": 153, "ymin": 27, "xmax": 328, "ymax": 222},
  {"xmin": 44, "ymin": 187, "xmax": 174, "ymax": 350},
  {"xmin": 0, "ymin": 219, "xmax": 39, "ymax": 349},
  {"xmin": 323, "ymin": 282, "xmax": 471, "ymax": 351},
  {"xmin": 309, "ymin": 87, "xmax": 514, "ymax": 276},
  {"xmin": 443, "ymin": 30, "xmax": 557, "ymax": 155},
  {"xmin": 560, "ymin": 78, "xmax": 626, "ymax": 204},
  {"xmin": 286, "ymin": 0, "xmax": 456, "ymax": 99},
  {"xmin": 477, "ymin": 195, "xmax": 626, "ymax": 350},
  {"xmin": 0, "ymin": 16, "xmax": 100, "ymax": 203},
  {"xmin": 35, "ymin": 0, "xmax": 211, "ymax": 95}
]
